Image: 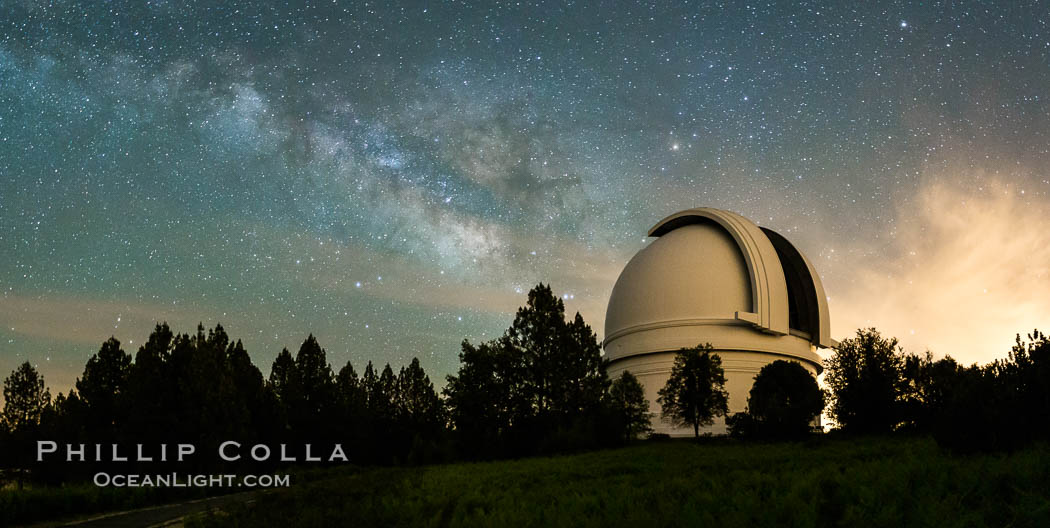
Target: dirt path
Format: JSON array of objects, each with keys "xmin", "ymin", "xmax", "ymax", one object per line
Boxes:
[{"xmin": 34, "ymin": 490, "xmax": 265, "ymax": 528}]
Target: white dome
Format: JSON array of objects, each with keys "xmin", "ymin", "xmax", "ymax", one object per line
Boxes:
[
  {"xmin": 605, "ymin": 222, "xmax": 752, "ymax": 340},
  {"xmin": 603, "ymin": 207, "xmax": 834, "ymax": 436}
]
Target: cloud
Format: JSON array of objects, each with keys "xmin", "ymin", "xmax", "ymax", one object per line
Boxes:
[{"xmin": 830, "ymin": 175, "xmax": 1050, "ymax": 365}]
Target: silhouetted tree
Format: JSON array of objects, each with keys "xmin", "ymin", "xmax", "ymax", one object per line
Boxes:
[
  {"xmin": 361, "ymin": 361, "xmax": 379, "ymax": 408},
  {"xmin": 824, "ymin": 328, "xmax": 904, "ymax": 433},
  {"xmin": 2, "ymin": 362, "xmax": 51, "ymax": 428},
  {"xmin": 165, "ymin": 325, "xmax": 249, "ymax": 458},
  {"xmin": 2, "ymin": 361, "xmax": 50, "ymax": 489},
  {"xmin": 270, "ymin": 348, "xmax": 297, "ymax": 400},
  {"xmin": 936, "ymin": 330, "xmax": 1050, "ymax": 452},
  {"xmin": 294, "ymin": 336, "xmax": 335, "ymax": 412},
  {"xmin": 377, "ymin": 364, "xmax": 398, "ymax": 417},
  {"xmin": 397, "ymin": 358, "xmax": 444, "ymax": 431},
  {"xmin": 933, "ymin": 363, "xmax": 1013, "ymax": 452},
  {"xmin": 335, "ymin": 359, "xmax": 368, "ymax": 457},
  {"xmin": 290, "ymin": 335, "xmax": 336, "ymax": 442},
  {"xmin": 1004, "ymin": 330, "xmax": 1050, "ymax": 441},
  {"xmin": 444, "ymin": 340, "xmax": 511, "ymax": 457},
  {"xmin": 269, "ymin": 347, "xmax": 297, "ymax": 437},
  {"xmin": 445, "ymin": 284, "xmax": 609, "ymax": 455},
  {"xmin": 76, "ymin": 336, "xmax": 131, "ymax": 439},
  {"xmin": 506, "ymin": 284, "xmax": 608, "ymax": 449},
  {"xmin": 609, "ymin": 370, "xmax": 651, "ymax": 442},
  {"xmin": 561, "ymin": 313, "xmax": 610, "ymax": 416},
  {"xmin": 657, "ymin": 344, "xmax": 728, "ymax": 438},
  {"xmin": 397, "ymin": 358, "xmax": 446, "ymax": 462},
  {"xmin": 336, "ymin": 360, "xmax": 364, "ymax": 414},
  {"xmin": 124, "ymin": 323, "xmax": 177, "ymax": 445},
  {"xmin": 226, "ymin": 338, "xmax": 273, "ymax": 443},
  {"xmin": 101, "ymin": 324, "xmax": 273, "ymax": 470},
  {"xmin": 898, "ymin": 351, "xmax": 962, "ymax": 433},
  {"xmin": 37, "ymin": 388, "xmax": 89, "ymax": 483},
  {"xmin": 505, "ymin": 283, "xmax": 567, "ymax": 420},
  {"xmin": 376, "ymin": 364, "xmax": 399, "ymax": 457},
  {"xmin": 742, "ymin": 360, "xmax": 824, "ymax": 438},
  {"xmin": 264, "ymin": 335, "xmax": 339, "ymax": 445}
]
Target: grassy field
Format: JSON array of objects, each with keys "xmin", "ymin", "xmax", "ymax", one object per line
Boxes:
[{"xmin": 188, "ymin": 436, "xmax": 1050, "ymax": 528}]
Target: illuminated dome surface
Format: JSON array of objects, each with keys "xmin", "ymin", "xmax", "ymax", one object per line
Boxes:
[{"xmin": 604, "ymin": 208, "xmax": 833, "ymax": 436}]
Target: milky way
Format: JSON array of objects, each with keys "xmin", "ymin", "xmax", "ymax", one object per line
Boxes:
[{"xmin": 2, "ymin": 1, "xmax": 1048, "ymax": 394}]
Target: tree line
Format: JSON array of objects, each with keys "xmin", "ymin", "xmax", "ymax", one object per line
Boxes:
[
  {"xmin": 630, "ymin": 326, "xmax": 1050, "ymax": 451},
  {"xmin": 0, "ymin": 284, "xmax": 651, "ymax": 488},
  {"xmin": 2, "ymin": 283, "xmax": 1048, "ymax": 490},
  {"xmin": 824, "ymin": 327, "xmax": 1050, "ymax": 452}
]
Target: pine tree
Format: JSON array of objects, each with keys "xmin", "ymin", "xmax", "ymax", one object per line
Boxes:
[
  {"xmin": 444, "ymin": 340, "xmax": 509, "ymax": 456},
  {"xmin": 226, "ymin": 338, "xmax": 268, "ymax": 441},
  {"xmin": 335, "ymin": 359, "xmax": 367, "ymax": 455},
  {"xmin": 167, "ymin": 324, "xmax": 245, "ymax": 452},
  {"xmin": 3, "ymin": 361, "xmax": 51, "ymax": 489},
  {"xmin": 294, "ymin": 335, "xmax": 334, "ymax": 416},
  {"xmin": 76, "ymin": 337, "xmax": 131, "ymax": 437},
  {"xmin": 2, "ymin": 361, "xmax": 50, "ymax": 434},
  {"xmin": 269, "ymin": 348, "xmax": 297, "ymax": 405},
  {"xmin": 377, "ymin": 364, "xmax": 398, "ymax": 420},
  {"xmin": 362, "ymin": 361, "xmax": 380, "ymax": 411},
  {"xmin": 336, "ymin": 360, "xmax": 366, "ymax": 422},
  {"xmin": 445, "ymin": 284, "xmax": 609, "ymax": 454},
  {"xmin": 271, "ymin": 335, "xmax": 336, "ymax": 442},
  {"xmin": 397, "ymin": 358, "xmax": 444, "ymax": 431},
  {"xmin": 563, "ymin": 312, "xmax": 609, "ymax": 415},
  {"xmin": 125, "ymin": 323, "xmax": 176, "ymax": 443}
]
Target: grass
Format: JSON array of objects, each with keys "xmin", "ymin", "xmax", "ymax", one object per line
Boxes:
[{"xmin": 188, "ymin": 436, "xmax": 1050, "ymax": 528}]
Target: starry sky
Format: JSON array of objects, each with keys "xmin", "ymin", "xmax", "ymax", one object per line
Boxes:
[{"xmin": 2, "ymin": 1, "xmax": 1049, "ymax": 397}]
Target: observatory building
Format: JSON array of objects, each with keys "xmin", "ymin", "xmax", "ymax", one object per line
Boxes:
[{"xmin": 604, "ymin": 208, "xmax": 834, "ymax": 436}]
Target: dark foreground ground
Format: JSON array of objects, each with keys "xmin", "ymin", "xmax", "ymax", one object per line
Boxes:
[
  {"xmin": 48, "ymin": 491, "xmax": 262, "ymax": 528},
  {"xmin": 181, "ymin": 436, "xmax": 1050, "ymax": 528}
]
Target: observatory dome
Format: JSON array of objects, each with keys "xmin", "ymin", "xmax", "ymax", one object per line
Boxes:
[{"xmin": 604, "ymin": 208, "xmax": 834, "ymax": 436}]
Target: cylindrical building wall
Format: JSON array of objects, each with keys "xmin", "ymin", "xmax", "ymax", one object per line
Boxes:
[{"xmin": 607, "ymin": 348, "xmax": 820, "ymax": 436}]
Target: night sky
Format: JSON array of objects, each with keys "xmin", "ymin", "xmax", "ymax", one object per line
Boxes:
[{"xmin": 2, "ymin": 1, "xmax": 1049, "ymax": 396}]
